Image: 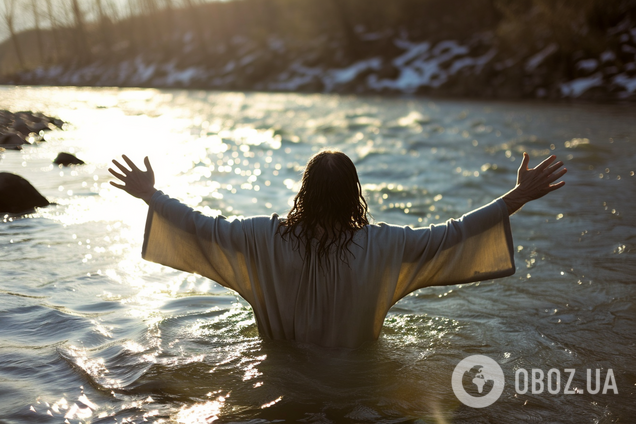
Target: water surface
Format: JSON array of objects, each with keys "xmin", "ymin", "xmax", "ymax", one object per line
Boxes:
[{"xmin": 0, "ymin": 86, "xmax": 635, "ymax": 423}]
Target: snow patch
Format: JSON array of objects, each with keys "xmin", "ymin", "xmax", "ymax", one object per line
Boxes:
[
  {"xmin": 576, "ymin": 59, "xmax": 598, "ymax": 72},
  {"xmin": 392, "ymin": 41, "xmax": 431, "ymax": 67},
  {"xmin": 166, "ymin": 67, "xmax": 202, "ymax": 85},
  {"xmin": 268, "ymin": 62, "xmax": 322, "ymax": 91},
  {"xmin": 323, "ymin": 58, "xmax": 382, "ymax": 91},
  {"xmin": 268, "ymin": 37, "xmax": 285, "ymax": 53},
  {"xmin": 601, "ymin": 50, "xmax": 616, "ymax": 62},
  {"xmin": 449, "ymin": 48, "xmax": 496, "ymax": 74},
  {"xmin": 117, "ymin": 60, "xmax": 132, "ymax": 85},
  {"xmin": 613, "ymin": 73, "xmax": 636, "ymax": 94},
  {"xmin": 239, "ymin": 53, "xmax": 260, "ymax": 67},
  {"xmin": 368, "ymin": 39, "xmax": 490, "ymax": 93},
  {"xmin": 560, "ymin": 73, "xmax": 603, "ymax": 97},
  {"xmin": 129, "ymin": 57, "xmax": 156, "ymax": 84},
  {"xmin": 223, "ymin": 61, "xmax": 236, "ymax": 74},
  {"xmin": 359, "ymin": 31, "xmax": 386, "ymax": 41},
  {"xmin": 525, "ymin": 43, "xmax": 558, "ymax": 72},
  {"xmin": 271, "ymin": 58, "xmax": 384, "ymax": 91}
]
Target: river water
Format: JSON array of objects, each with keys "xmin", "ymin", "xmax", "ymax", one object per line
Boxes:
[{"xmin": 0, "ymin": 86, "xmax": 635, "ymax": 423}]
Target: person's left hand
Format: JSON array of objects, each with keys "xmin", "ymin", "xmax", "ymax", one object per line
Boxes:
[
  {"xmin": 109, "ymin": 155, "xmax": 157, "ymax": 204},
  {"xmin": 502, "ymin": 153, "xmax": 567, "ymax": 215},
  {"xmin": 515, "ymin": 153, "xmax": 567, "ymax": 201}
]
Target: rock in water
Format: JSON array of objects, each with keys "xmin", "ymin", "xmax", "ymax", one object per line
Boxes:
[
  {"xmin": 11, "ymin": 119, "xmax": 31, "ymax": 136},
  {"xmin": 53, "ymin": 152, "xmax": 85, "ymax": 166},
  {"xmin": 0, "ymin": 173, "xmax": 50, "ymax": 213},
  {"xmin": 0, "ymin": 133, "xmax": 26, "ymax": 150}
]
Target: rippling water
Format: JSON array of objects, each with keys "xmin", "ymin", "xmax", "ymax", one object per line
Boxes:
[{"xmin": 1, "ymin": 86, "xmax": 635, "ymax": 423}]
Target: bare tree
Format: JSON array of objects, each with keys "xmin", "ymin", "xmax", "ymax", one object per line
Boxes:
[
  {"xmin": 125, "ymin": 0, "xmax": 141, "ymax": 53},
  {"xmin": 30, "ymin": 0, "xmax": 45, "ymax": 64},
  {"xmin": 326, "ymin": 0, "xmax": 359, "ymax": 59},
  {"xmin": 183, "ymin": 0, "xmax": 207, "ymax": 50},
  {"xmin": 1, "ymin": 0, "xmax": 25, "ymax": 70},
  {"xmin": 140, "ymin": 0, "xmax": 161, "ymax": 46},
  {"xmin": 94, "ymin": 0, "xmax": 112, "ymax": 53},
  {"xmin": 45, "ymin": 0, "xmax": 62, "ymax": 62},
  {"xmin": 69, "ymin": 0, "xmax": 91, "ymax": 61},
  {"xmin": 160, "ymin": 0, "xmax": 176, "ymax": 48},
  {"xmin": 126, "ymin": 0, "xmax": 152, "ymax": 49}
]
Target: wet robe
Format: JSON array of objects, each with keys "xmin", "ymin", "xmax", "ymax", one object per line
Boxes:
[{"xmin": 143, "ymin": 191, "xmax": 515, "ymax": 348}]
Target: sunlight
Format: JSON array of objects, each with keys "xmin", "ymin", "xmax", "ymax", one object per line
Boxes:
[{"xmin": 175, "ymin": 395, "xmax": 228, "ymax": 424}]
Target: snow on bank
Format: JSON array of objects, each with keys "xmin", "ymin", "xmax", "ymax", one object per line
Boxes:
[
  {"xmin": 9, "ymin": 27, "xmax": 636, "ymax": 100},
  {"xmin": 324, "ymin": 57, "xmax": 382, "ymax": 91},
  {"xmin": 268, "ymin": 38, "xmax": 498, "ymax": 94},
  {"xmin": 560, "ymin": 73, "xmax": 604, "ymax": 97},
  {"xmin": 368, "ymin": 40, "xmax": 495, "ymax": 92},
  {"xmin": 525, "ymin": 43, "xmax": 558, "ymax": 72},
  {"xmin": 613, "ymin": 73, "xmax": 636, "ymax": 96},
  {"xmin": 268, "ymin": 57, "xmax": 382, "ymax": 91},
  {"xmin": 268, "ymin": 62, "xmax": 323, "ymax": 91}
]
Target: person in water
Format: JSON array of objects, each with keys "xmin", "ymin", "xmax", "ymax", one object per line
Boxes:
[{"xmin": 109, "ymin": 150, "xmax": 566, "ymax": 348}]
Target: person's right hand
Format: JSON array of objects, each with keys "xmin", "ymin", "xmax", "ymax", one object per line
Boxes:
[
  {"xmin": 108, "ymin": 155, "xmax": 157, "ymax": 204},
  {"xmin": 502, "ymin": 153, "xmax": 567, "ymax": 215}
]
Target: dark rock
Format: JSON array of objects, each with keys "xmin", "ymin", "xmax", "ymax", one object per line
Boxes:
[
  {"xmin": 16, "ymin": 111, "xmax": 40, "ymax": 122},
  {"xmin": 0, "ymin": 172, "xmax": 50, "ymax": 213},
  {"xmin": 0, "ymin": 110, "xmax": 13, "ymax": 126},
  {"xmin": 29, "ymin": 121, "xmax": 53, "ymax": 133},
  {"xmin": 12, "ymin": 119, "xmax": 31, "ymax": 136},
  {"xmin": 0, "ymin": 133, "xmax": 27, "ymax": 150},
  {"xmin": 1, "ymin": 111, "xmax": 64, "ymax": 135},
  {"xmin": 53, "ymin": 152, "xmax": 85, "ymax": 166}
]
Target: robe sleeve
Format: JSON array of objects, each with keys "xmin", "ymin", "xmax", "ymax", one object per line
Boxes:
[
  {"xmin": 141, "ymin": 191, "xmax": 255, "ymax": 303},
  {"xmin": 391, "ymin": 198, "xmax": 515, "ymax": 303}
]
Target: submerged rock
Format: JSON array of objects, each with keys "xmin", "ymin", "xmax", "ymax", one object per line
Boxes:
[
  {"xmin": 53, "ymin": 152, "xmax": 85, "ymax": 166},
  {"xmin": 0, "ymin": 172, "xmax": 50, "ymax": 213}
]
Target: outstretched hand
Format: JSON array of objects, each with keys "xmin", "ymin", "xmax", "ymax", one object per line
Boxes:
[
  {"xmin": 108, "ymin": 155, "xmax": 157, "ymax": 204},
  {"xmin": 503, "ymin": 153, "xmax": 567, "ymax": 215}
]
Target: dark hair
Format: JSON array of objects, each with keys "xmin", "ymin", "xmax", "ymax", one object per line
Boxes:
[{"xmin": 278, "ymin": 150, "xmax": 369, "ymax": 267}]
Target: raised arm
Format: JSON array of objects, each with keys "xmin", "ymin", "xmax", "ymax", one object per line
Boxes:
[
  {"xmin": 109, "ymin": 155, "xmax": 258, "ymax": 302},
  {"xmin": 391, "ymin": 153, "xmax": 567, "ymax": 299},
  {"xmin": 502, "ymin": 153, "xmax": 567, "ymax": 215},
  {"xmin": 108, "ymin": 155, "xmax": 157, "ymax": 204}
]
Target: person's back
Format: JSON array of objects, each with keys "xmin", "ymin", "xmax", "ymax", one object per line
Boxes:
[
  {"xmin": 247, "ymin": 205, "xmax": 513, "ymax": 348},
  {"xmin": 110, "ymin": 149, "xmax": 566, "ymax": 348}
]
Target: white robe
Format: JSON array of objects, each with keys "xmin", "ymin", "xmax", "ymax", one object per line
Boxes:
[{"xmin": 142, "ymin": 191, "xmax": 515, "ymax": 348}]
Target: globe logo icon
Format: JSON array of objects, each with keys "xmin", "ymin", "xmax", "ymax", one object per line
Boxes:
[{"xmin": 452, "ymin": 355, "xmax": 505, "ymax": 408}]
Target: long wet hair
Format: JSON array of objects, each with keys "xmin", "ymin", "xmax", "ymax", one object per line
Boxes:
[{"xmin": 278, "ymin": 150, "xmax": 369, "ymax": 267}]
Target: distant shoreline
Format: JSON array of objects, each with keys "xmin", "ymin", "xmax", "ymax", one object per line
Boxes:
[
  {"xmin": 2, "ymin": 2, "xmax": 634, "ymax": 104},
  {"xmin": 2, "ymin": 82, "xmax": 634, "ymax": 106}
]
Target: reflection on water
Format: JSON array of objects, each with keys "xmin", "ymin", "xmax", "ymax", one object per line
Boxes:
[{"xmin": 0, "ymin": 86, "xmax": 635, "ymax": 423}]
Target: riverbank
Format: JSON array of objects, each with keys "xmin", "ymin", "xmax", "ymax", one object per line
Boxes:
[
  {"xmin": 1, "ymin": 1, "xmax": 635, "ymax": 102},
  {"xmin": 4, "ymin": 27, "xmax": 636, "ymax": 102}
]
